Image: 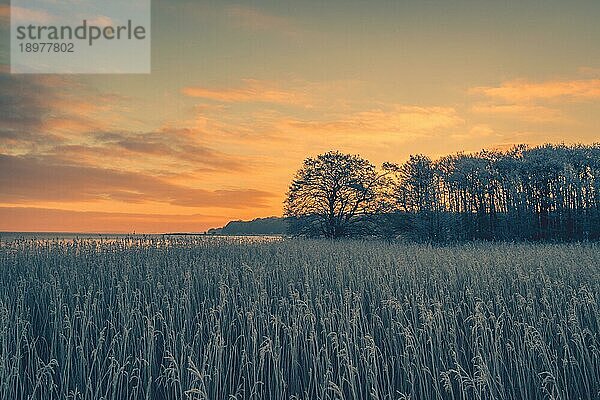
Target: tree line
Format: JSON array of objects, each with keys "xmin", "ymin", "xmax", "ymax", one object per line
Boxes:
[{"xmin": 284, "ymin": 144, "xmax": 600, "ymax": 241}]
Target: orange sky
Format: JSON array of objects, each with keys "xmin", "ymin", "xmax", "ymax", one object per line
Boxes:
[{"xmin": 1, "ymin": 1, "xmax": 600, "ymax": 232}]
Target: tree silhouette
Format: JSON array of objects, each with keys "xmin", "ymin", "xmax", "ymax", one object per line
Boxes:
[
  {"xmin": 284, "ymin": 144, "xmax": 599, "ymax": 241},
  {"xmin": 392, "ymin": 143, "xmax": 600, "ymax": 241},
  {"xmin": 284, "ymin": 151, "xmax": 393, "ymax": 238}
]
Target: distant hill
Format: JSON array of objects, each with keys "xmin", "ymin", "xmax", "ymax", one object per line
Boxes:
[{"xmin": 207, "ymin": 217, "xmax": 288, "ymax": 235}]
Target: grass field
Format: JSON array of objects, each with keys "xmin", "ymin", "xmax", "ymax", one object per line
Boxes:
[{"xmin": 0, "ymin": 237, "xmax": 598, "ymax": 399}]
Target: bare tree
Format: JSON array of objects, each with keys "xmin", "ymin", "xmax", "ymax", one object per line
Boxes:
[
  {"xmin": 284, "ymin": 151, "xmax": 393, "ymax": 238},
  {"xmin": 285, "ymin": 144, "xmax": 599, "ymax": 241},
  {"xmin": 390, "ymin": 143, "xmax": 599, "ymax": 241}
]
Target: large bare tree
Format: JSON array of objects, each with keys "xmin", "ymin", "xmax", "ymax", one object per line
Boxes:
[{"xmin": 284, "ymin": 151, "xmax": 393, "ymax": 238}]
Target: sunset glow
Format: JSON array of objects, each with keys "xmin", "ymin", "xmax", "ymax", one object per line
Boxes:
[{"xmin": 1, "ymin": 0, "xmax": 599, "ymax": 232}]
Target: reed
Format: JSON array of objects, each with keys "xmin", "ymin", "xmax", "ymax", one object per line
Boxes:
[{"xmin": 0, "ymin": 237, "xmax": 598, "ymax": 399}]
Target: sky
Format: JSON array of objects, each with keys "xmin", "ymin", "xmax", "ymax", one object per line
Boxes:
[{"xmin": 1, "ymin": 0, "xmax": 599, "ymax": 233}]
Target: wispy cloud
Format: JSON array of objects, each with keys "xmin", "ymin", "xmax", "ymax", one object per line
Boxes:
[
  {"xmin": 85, "ymin": 15, "xmax": 114, "ymax": 27},
  {"xmin": 91, "ymin": 127, "xmax": 247, "ymax": 172},
  {"xmin": 0, "ymin": 72, "xmax": 66, "ymax": 152},
  {"xmin": 276, "ymin": 105, "xmax": 464, "ymax": 137},
  {"xmin": 0, "ymin": 71, "xmax": 125, "ymax": 154},
  {"xmin": 182, "ymin": 79, "xmax": 308, "ymax": 105},
  {"xmin": 0, "ymin": 5, "xmax": 8, "ymax": 25},
  {"xmin": 0, "ymin": 70, "xmax": 269, "ymax": 214},
  {"xmin": 447, "ymin": 124, "xmax": 499, "ymax": 141},
  {"xmin": 471, "ymin": 79, "xmax": 600, "ymax": 102},
  {"xmin": 470, "ymin": 103, "xmax": 564, "ymax": 122},
  {"xmin": 578, "ymin": 66, "xmax": 600, "ymax": 77},
  {"xmin": 9, "ymin": 5, "xmax": 55, "ymax": 24},
  {"xmin": 0, "ymin": 154, "xmax": 274, "ymax": 209}
]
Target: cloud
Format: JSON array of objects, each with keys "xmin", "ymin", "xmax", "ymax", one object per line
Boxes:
[
  {"xmin": 0, "ymin": 73, "xmax": 56, "ymax": 129},
  {"xmin": 577, "ymin": 67, "xmax": 600, "ymax": 77},
  {"xmin": 10, "ymin": 5, "xmax": 55, "ymax": 24},
  {"xmin": 91, "ymin": 127, "xmax": 247, "ymax": 172},
  {"xmin": 470, "ymin": 103, "xmax": 564, "ymax": 122},
  {"xmin": 0, "ymin": 72, "xmax": 68, "ymax": 152},
  {"xmin": 276, "ymin": 105, "xmax": 464, "ymax": 137},
  {"xmin": 0, "ymin": 70, "xmax": 262, "ymax": 212},
  {"xmin": 0, "ymin": 70, "xmax": 121, "ymax": 152},
  {"xmin": 0, "ymin": 154, "xmax": 274, "ymax": 209},
  {"xmin": 447, "ymin": 124, "xmax": 500, "ymax": 141},
  {"xmin": 182, "ymin": 79, "xmax": 308, "ymax": 105},
  {"xmin": 0, "ymin": 5, "xmax": 8, "ymax": 25},
  {"xmin": 0, "ymin": 69, "xmax": 245, "ymax": 174},
  {"xmin": 225, "ymin": 5, "xmax": 300, "ymax": 37},
  {"xmin": 0, "ymin": 207, "xmax": 226, "ymax": 233},
  {"xmin": 468, "ymin": 124, "xmax": 496, "ymax": 137},
  {"xmin": 471, "ymin": 79, "xmax": 600, "ymax": 102},
  {"xmin": 85, "ymin": 15, "xmax": 114, "ymax": 27}
]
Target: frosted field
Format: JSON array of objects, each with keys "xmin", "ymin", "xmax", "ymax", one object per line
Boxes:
[{"xmin": 0, "ymin": 237, "xmax": 598, "ymax": 399}]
